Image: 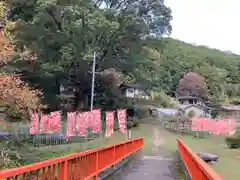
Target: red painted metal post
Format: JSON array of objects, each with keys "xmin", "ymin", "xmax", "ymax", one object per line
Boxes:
[
  {"xmin": 177, "ymin": 139, "xmax": 222, "ymax": 180},
  {"xmin": 94, "ymin": 151, "xmax": 99, "ymax": 180},
  {"xmin": 62, "ymin": 160, "xmax": 68, "ymax": 180}
]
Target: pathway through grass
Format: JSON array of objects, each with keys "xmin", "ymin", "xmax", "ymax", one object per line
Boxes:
[{"xmin": 130, "ymin": 124, "xmax": 178, "ymax": 155}]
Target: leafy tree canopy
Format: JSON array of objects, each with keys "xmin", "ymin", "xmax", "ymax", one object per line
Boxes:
[
  {"xmin": 1, "ymin": 0, "xmax": 172, "ymax": 111},
  {"xmin": 145, "ymin": 38, "xmax": 240, "ymax": 104},
  {"xmin": 176, "ymin": 72, "xmax": 208, "ymax": 100},
  {"xmin": 3, "ymin": 0, "xmax": 172, "ymax": 74}
]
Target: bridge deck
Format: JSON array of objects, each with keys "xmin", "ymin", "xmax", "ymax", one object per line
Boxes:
[{"xmin": 113, "ymin": 155, "xmax": 175, "ymax": 180}]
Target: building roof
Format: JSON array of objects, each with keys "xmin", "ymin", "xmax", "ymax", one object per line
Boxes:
[
  {"xmin": 181, "ymin": 104, "xmax": 208, "ymax": 111},
  {"xmin": 120, "ymin": 83, "xmax": 147, "ymax": 90},
  {"xmin": 176, "ymin": 96, "xmax": 203, "ymax": 101},
  {"xmin": 155, "ymin": 108, "xmax": 179, "ymax": 116},
  {"xmin": 221, "ymin": 105, "xmax": 240, "ymax": 111}
]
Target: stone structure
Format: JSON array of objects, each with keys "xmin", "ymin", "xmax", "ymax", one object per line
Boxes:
[{"xmin": 177, "ymin": 96, "xmax": 209, "ymax": 117}]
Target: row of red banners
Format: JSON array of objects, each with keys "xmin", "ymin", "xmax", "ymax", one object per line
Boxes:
[
  {"xmin": 30, "ymin": 109, "xmax": 126, "ymax": 138},
  {"xmin": 191, "ymin": 118, "xmax": 236, "ymax": 136}
]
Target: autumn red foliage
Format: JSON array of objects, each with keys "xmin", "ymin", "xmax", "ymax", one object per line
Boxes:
[
  {"xmin": 176, "ymin": 72, "xmax": 208, "ymax": 100},
  {"xmin": 0, "ymin": 75, "xmax": 42, "ymax": 119}
]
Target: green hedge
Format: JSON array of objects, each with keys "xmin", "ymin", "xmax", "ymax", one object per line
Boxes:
[{"xmin": 225, "ymin": 137, "xmax": 240, "ymax": 148}]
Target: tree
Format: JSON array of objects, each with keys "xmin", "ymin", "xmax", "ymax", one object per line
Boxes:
[
  {"xmin": 2, "ymin": 0, "xmax": 172, "ymax": 110},
  {"xmin": 4, "ymin": 0, "xmax": 172, "ymax": 71},
  {"xmin": 176, "ymin": 72, "xmax": 208, "ymax": 100},
  {"xmin": 0, "ymin": 75, "xmax": 42, "ymax": 120},
  {"xmin": 0, "ymin": 9, "xmax": 42, "ymax": 120},
  {"xmin": 94, "ymin": 68, "xmax": 123, "ymax": 109}
]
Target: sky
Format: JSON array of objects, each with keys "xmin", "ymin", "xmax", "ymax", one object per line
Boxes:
[{"xmin": 165, "ymin": 0, "xmax": 240, "ymax": 54}]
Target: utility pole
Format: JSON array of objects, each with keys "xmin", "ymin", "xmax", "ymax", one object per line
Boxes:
[{"xmin": 90, "ymin": 52, "xmax": 96, "ymax": 111}]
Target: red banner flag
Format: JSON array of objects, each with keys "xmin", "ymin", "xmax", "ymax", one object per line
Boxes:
[
  {"xmin": 191, "ymin": 118, "xmax": 236, "ymax": 136},
  {"xmin": 105, "ymin": 112, "xmax": 114, "ymax": 137},
  {"xmin": 84, "ymin": 111, "xmax": 92, "ymax": 129},
  {"xmin": 91, "ymin": 109, "xmax": 101, "ymax": 133},
  {"xmin": 48, "ymin": 111, "xmax": 61, "ymax": 133},
  {"xmin": 76, "ymin": 112, "xmax": 87, "ymax": 136},
  {"xmin": 66, "ymin": 112, "xmax": 76, "ymax": 138},
  {"xmin": 201, "ymin": 118, "xmax": 209, "ymax": 131},
  {"xmin": 39, "ymin": 114, "xmax": 50, "ymax": 133},
  {"xmin": 216, "ymin": 120, "xmax": 228, "ymax": 135},
  {"xmin": 208, "ymin": 120, "xmax": 217, "ymax": 135},
  {"xmin": 117, "ymin": 109, "xmax": 126, "ymax": 133},
  {"xmin": 30, "ymin": 111, "xmax": 39, "ymax": 134},
  {"xmin": 191, "ymin": 118, "xmax": 202, "ymax": 131}
]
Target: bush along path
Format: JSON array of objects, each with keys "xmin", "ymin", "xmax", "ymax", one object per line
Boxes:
[{"xmin": 113, "ymin": 125, "xmax": 175, "ymax": 180}]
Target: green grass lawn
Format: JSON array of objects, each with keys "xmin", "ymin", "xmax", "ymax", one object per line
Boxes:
[{"xmin": 181, "ymin": 134, "xmax": 240, "ymax": 180}]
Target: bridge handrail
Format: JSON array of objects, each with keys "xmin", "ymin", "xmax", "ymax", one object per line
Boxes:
[
  {"xmin": 177, "ymin": 139, "xmax": 223, "ymax": 180},
  {"xmin": 0, "ymin": 138, "xmax": 143, "ymax": 180}
]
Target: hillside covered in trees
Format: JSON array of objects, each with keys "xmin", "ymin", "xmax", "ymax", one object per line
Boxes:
[
  {"xmin": 0, "ymin": 0, "xmax": 240, "ymax": 120},
  {"xmin": 145, "ymin": 38, "xmax": 240, "ymax": 104}
]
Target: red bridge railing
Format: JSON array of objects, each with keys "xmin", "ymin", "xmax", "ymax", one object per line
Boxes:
[
  {"xmin": 177, "ymin": 139, "xmax": 223, "ymax": 180},
  {"xmin": 0, "ymin": 138, "xmax": 143, "ymax": 180}
]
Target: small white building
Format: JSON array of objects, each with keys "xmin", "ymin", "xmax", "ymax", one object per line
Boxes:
[{"xmin": 120, "ymin": 84, "xmax": 151, "ymax": 100}]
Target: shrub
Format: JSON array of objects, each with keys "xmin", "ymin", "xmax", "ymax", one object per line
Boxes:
[
  {"xmin": 127, "ymin": 121, "xmax": 134, "ymax": 129},
  {"xmin": 152, "ymin": 91, "xmax": 179, "ymax": 108},
  {"xmin": 136, "ymin": 107, "xmax": 150, "ymax": 118},
  {"xmin": 225, "ymin": 137, "xmax": 240, "ymax": 148},
  {"xmin": 0, "ymin": 143, "xmax": 21, "ymax": 169},
  {"xmin": 0, "ymin": 123, "xmax": 28, "ymax": 169}
]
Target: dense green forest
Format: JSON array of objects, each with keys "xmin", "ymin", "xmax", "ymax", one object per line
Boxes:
[
  {"xmin": 145, "ymin": 38, "xmax": 240, "ymax": 104},
  {"xmin": 1, "ymin": 0, "xmax": 240, "ymax": 119}
]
